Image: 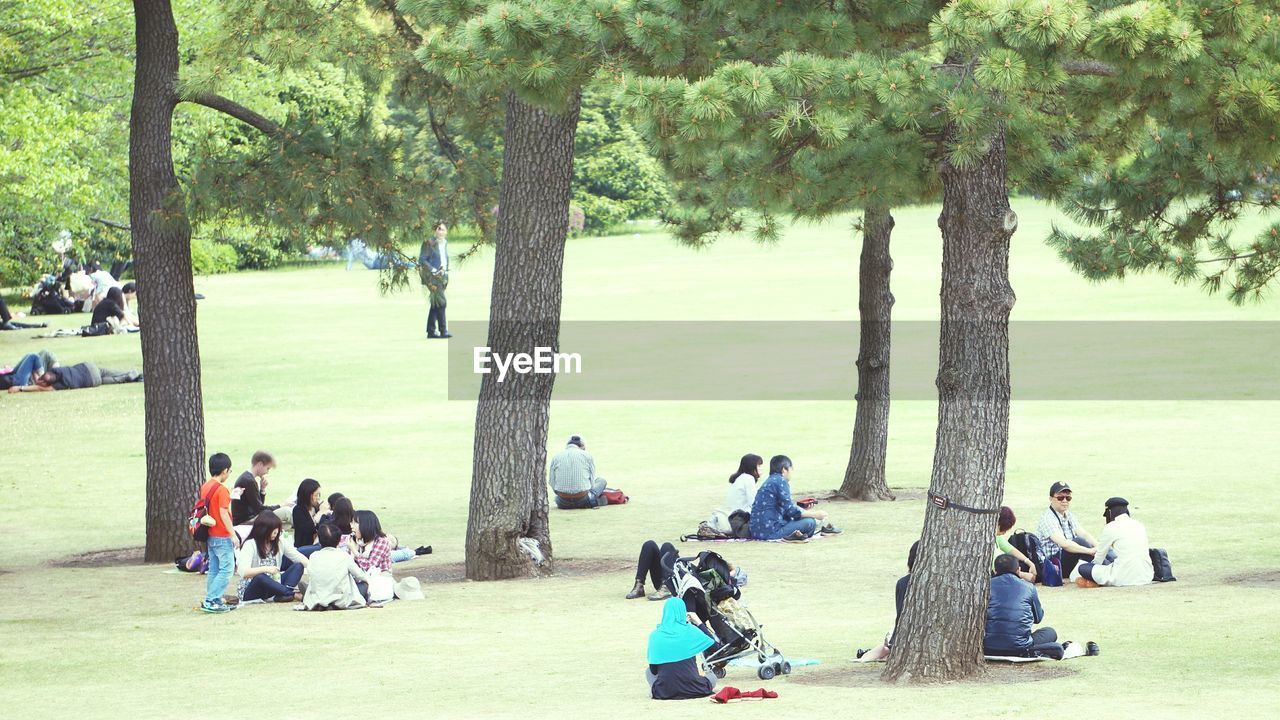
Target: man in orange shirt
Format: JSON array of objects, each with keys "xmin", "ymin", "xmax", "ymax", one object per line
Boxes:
[{"xmin": 201, "ymin": 453, "xmax": 238, "ymax": 613}]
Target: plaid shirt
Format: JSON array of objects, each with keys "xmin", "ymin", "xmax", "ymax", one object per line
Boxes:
[
  {"xmin": 354, "ymin": 537, "xmax": 393, "ymax": 573},
  {"xmin": 1035, "ymin": 507, "xmax": 1082, "ymax": 561},
  {"xmin": 548, "ymin": 445, "xmax": 596, "ymax": 494}
]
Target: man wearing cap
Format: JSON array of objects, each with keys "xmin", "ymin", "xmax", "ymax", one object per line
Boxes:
[
  {"xmin": 1076, "ymin": 498, "xmax": 1153, "ymax": 587},
  {"xmin": 548, "ymin": 435, "xmax": 608, "ymax": 509},
  {"xmin": 1035, "ymin": 482, "xmax": 1101, "ymax": 580}
]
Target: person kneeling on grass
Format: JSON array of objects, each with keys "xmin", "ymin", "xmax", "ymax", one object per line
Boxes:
[
  {"xmin": 299, "ymin": 523, "xmax": 369, "ymax": 611},
  {"xmin": 984, "ymin": 554, "xmax": 1099, "ymax": 660},
  {"xmin": 236, "ymin": 511, "xmax": 308, "ymax": 604},
  {"xmin": 747, "ymin": 455, "xmax": 840, "ymax": 541},
  {"xmin": 646, "ymin": 597, "xmax": 720, "ymax": 700}
]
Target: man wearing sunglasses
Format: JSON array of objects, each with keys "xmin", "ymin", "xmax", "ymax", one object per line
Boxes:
[{"xmin": 1035, "ymin": 482, "xmax": 1101, "ymax": 580}]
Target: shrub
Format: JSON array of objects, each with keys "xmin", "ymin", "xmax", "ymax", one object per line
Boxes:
[{"xmin": 189, "ymin": 237, "xmax": 239, "ymax": 275}]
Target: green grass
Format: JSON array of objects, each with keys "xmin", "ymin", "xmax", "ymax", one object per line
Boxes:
[{"xmin": 2, "ymin": 199, "xmax": 1279, "ymax": 718}]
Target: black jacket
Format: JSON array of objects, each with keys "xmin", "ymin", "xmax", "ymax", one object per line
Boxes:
[
  {"xmin": 231, "ymin": 472, "xmax": 279, "ymax": 526},
  {"xmin": 984, "ymin": 573, "xmax": 1044, "ymax": 652}
]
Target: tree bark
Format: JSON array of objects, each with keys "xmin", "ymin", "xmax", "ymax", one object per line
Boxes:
[
  {"xmin": 464, "ymin": 92, "xmax": 581, "ymax": 581},
  {"xmin": 882, "ymin": 128, "xmax": 1016, "ymax": 683},
  {"xmin": 131, "ymin": 0, "xmax": 206, "ymax": 563},
  {"xmin": 839, "ymin": 204, "xmax": 896, "ymax": 501}
]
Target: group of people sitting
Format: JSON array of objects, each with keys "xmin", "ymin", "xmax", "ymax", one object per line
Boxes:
[
  {"xmin": 2, "ymin": 349, "xmax": 143, "ymax": 393},
  {"xmin": 190, "ymin": 451, "xmax": 430, "ymax": 614}
]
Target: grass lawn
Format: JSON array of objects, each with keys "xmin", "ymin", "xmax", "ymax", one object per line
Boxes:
[{"xmin": 1, "ymin": 200, "xmax": 1278, "ymax": 718}]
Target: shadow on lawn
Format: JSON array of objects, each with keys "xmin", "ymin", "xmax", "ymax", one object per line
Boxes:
[
  {"xmin": 396, "ymin": 557, "xmax": 633, "ymax": 584},
  {"xmin": 796, "ymin": 488, "xmax": 927, "ymax": 503},
  {"xmin": 49, "ymin": 546, "xmax": 145, "ymax": 568},
  {"xmin": 1223, "ymin": 570, "xmax": 1280, "ymax": 588},
  {"xmin": 789, "ymin": 662, "xmax": 1076, "ymax": 688}
]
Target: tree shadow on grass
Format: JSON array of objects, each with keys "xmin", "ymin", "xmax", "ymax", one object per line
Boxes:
[
  {"xmin": 796, "ymin": 488, "xmax": 927, "ymax": 504},
  {"xmin": 395, "ymin": 556, "xmax": 633, "ymax": 584},
  {"xmin": 1223, "ymin": 570, "xmax": 1280, "ymax": 588},
  {"xmin": 49, "ymin": 546, "xmax": 145, "ymax": 568},
  {"xmin": 788, "ymin": 662, "xmax": 1076, "ymax": 688}
]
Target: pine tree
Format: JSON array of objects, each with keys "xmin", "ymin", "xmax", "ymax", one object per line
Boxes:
[{"xmin": 625, "ymin": 0, "xmax": 1217, "ymax": 681}]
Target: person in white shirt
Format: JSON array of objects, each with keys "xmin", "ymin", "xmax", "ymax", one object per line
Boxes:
[
  {"xmin": 708, "ymin": 453, "xmax": 763, "ymax": 534},
  {"xmin": 85, "ymin": 263, "xmax": 120, "ymax": 309},
  {"xmin": 1075, "ymin": 497, "xmax": 1153, "ymax": 587}
]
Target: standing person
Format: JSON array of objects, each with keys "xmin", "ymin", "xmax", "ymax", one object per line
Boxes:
[
  {"xmin": 291, "ymin": 478, "xmax": 325, "ymax": 552},
  {"xmin": 548, "ymin": 435, "xmax": 607, "ymax": 509},
  {"xmin": 1076, "ymin": 497, "xmax": 1153, "ymax": 587},
  {"xmin": 1035, "ymin": 482, "xmax": 1102, "ymax": 580},
  {"xmin": 748, "ymin": 455, "xmax": 839, "ymax": 541},
  {"xmin": 235, "ymin": 511, "xmax": 308, "ymax": 604},
  {"xmin": 708, "ymin": 454, "xmax": 763, "ymax": 534},
  {"xmin": 983, "ymin": 554, "xmax": 1097, "ymax": 659},
  {"xmin": 200, "ymin": 453, "xmax": 238, "ymax": 613},
  {"xmin": 232, "ymin": 451, "xmax": 279, "ymax": 528},
  {"xmin": 418, "ymin": 220, "xmax": 451, "ymax": 339}
]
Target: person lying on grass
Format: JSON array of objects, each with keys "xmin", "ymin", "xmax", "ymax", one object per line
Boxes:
[
  {"xmin": 236, "ymin": 511, "xmax": 308, "ymax": 604},
  {"xmin": 748, "ymin": 455, "xmax": 840, "ymax": 541},
  {"xmin": 646, "ymin": 597, "xmax": 720, "ymax": 701},
  {"xmin": 7, "ymin": 362, "xmax": 141, "ymax": 393},
  {"xmin": 299, "ymin": 523, "xmax": 370, "ymax": 611}
]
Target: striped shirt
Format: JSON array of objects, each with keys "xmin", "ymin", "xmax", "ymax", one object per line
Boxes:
[
  {"xmin": 548, "ymin": 445, "xmax": 596, "ymax": 494},
  {"xmin": 1035, "ymin": 507, "xmax": 1082, "ymax": 561}
]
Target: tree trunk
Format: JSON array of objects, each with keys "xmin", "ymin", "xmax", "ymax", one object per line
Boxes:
[
  {"xmin": 839, "ymin": 204, "xmax": 896, "ymax": 501},
  {"xmin": 882, "ymin": 128, "xmax": 1016, "ymax": 683},
  {"xmin": 464, "ymin": 92, "xmax": 581, "ymax": 581},
  {"xmin": 131, "ymin": 0, "xmax": 206, "ymax": 563}
]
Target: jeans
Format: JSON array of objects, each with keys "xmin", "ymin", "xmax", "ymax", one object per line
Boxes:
[
  {"xmin": 205, "ymin": 536, "xmax": 236, "ymax": 604},
  {"xmin": 554, "ymin": 477, "xmax": 608, "ymax": 509},
  {"xmin": 242, "ymin": 562, "xmax": 304, "ymax": 602},
  {"xmin": 9, "ymin": 353, "xmax": 44, "ymax": 386},
  {"xmin": 295, "ymin": 544, "xmax": 321, "ymax": 558},
  {"xmin": 99, "ymin": 368, "xmax": 142, "ymax": 384},
  {"xmin": 763, "ymin": 517, "xmax": 818, "ymax": 540},
  {"xmin": 390, "ymin": 547, "xmax": 414, "ymax": 563}
]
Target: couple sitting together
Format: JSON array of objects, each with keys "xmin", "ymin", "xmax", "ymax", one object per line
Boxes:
[{"xmin": 711, "ymin": 454, "xmax": 841, "ymax": 541}]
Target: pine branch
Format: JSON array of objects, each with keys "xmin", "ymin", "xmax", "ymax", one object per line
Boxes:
[
  {"xmin": 89, "ymin": 217, "xmax": 131, "ymax": 232},
  {"xmin": 1061, "ymin": 60, "xmax": 1116, "ymax": 77},
  {"xmin": 1198, "ymin": 251, "xmax": 1260, "ymax": 265},
  {"xmin": 4, "ymin": 52, "xmax": 104, "ymax": 80},
  {"xmin": 186, "ymin": 92, "xmax": 284, "ymax": 137},
  {"xmin": 377, "ymin": 0, "xmax": 424, "ymax": 47}
]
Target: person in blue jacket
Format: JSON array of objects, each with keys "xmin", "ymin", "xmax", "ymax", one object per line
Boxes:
[
  {"xmin": 747, "ymin": 455, "xmax": 840, "ymax": 541},
  {"xmin": 984, "ymin": 554, "xmax": 1098, "ymax": 659}
]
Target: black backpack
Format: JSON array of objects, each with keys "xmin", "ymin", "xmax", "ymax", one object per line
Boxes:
[
  {"xmin": 1150, "ymin": 548, "xmax": 1176, "ymax": 582},
  {"xmin": 695, "ymin": 550, "xmax": 741, "ymax": 603},
  {"xmin": 1008, "ymin": 531, "xmax": 1045, "ymax": 581},
  {"xmin": 728, "ymin": 510, "xmax": 751, "ymax": 539}
]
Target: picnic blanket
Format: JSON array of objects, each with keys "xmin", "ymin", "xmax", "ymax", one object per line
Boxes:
[
  {"xmin": 728, "ymin": 657, "xmax": 821, "ymax": 669},
  {"xmin": 680, "ymin": 533, "xmax": 826, "ymax": 544}
]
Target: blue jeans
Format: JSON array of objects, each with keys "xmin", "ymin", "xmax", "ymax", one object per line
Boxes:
[
  {"xmin": 390, "ymin": 547, "xmax": 414, "ymax": 563},
  {"xmin": 554, "ymin": 478, "xmax": 608, "ymax": 509},
  {"xmin": 762, "ymin": 517, "xmax": 818, "ymax": 541},
  {"xmin": 295, "ymin": 544, "xmax": 320, "ymax": 558},
  {"xmin": 10, "ymin": 353, "xmax": 44, "ymax": 386},
  {"xmin": 205, "ymin": 536, "xmax": 236, "ymax": 604},
  {"xmin": 242, "ymin": 562, "xmax": 304, "ymax": 601}
]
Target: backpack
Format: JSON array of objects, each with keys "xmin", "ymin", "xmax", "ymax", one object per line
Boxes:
[
  {"xmin": 187, "ymin": 484, "xmax": 218, "ymax": 542},
  {"xmin": 1008, "ymin": 531, "xmax": 1045, "ymax": 581},
  {"xmin": 694, "ymin": 551, "xmax": 740, "ymax": 603},
  {"xmin": 1150, "ymin": 548, "xmax": 1176, "ymax": 582},
  {"xmin": 728, "ymin": 510, "xmax": 751, "ymax": 539},
  {"xmin": 80, "ymin": 321, "xmax": 111, "ymax": 337},
  {"xmin": 600, "ymin": 489, "xmax": 628, "ymax": 505}
]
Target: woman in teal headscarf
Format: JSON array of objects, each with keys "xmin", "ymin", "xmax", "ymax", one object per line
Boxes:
[{"xmin": 646, "ymin": 597, "xmax": 719, "ymax": 700}]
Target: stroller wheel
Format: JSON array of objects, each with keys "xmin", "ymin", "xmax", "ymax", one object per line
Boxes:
[
  {"xmin": 712, "ymin": 665, "xmax": 726, "ymax": 679},
  {"xmin": 781, "ymin": 661, "xmax": 792, "ymax": 675},
  {"xmin": 757, "ymin": 664, "xmax": 777, "ymax": 681}
]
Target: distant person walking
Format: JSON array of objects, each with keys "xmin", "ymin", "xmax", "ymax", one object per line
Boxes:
[{"xmin": 418, "ymin": 220, "xmax": 451, "ymax": 339}]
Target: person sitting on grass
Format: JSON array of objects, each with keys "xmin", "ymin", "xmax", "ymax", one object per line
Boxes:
[
  {"xmin": 89, "ymin": 286, "xmax": 137, "ymax": 329},
  {"xmin": 747, "ymin": 455, "xmax": 839, "ymax": 541},
  {"xmin": 707, "ymin": 453, "xmax": 763, "ymax": 535},
  {"xmin": 627, "ymin": 540, "xmax": 680, "ymax": 601},
  {"xmin": 856, "ymin": 540, "xmax": 919, "ymax": 662},
  {"xmin": 646, "ymin": 597, "xmax": 719, "ymax": 701},
  {"xmin": 1036, "ymin": 482, "xmax": 1104, "ymax": 581},
  {"xmin": 548, "ymin": 435, "xmax": 609, "ymax": 509},
  {"xmin": 291, "ymin": 478, "xmax": 326, "ymax": 553},
  {"xmin": 232, "ymin": 451, "xmax": 279, "ymax": 529},
  {"xmin": 324, "ymin": 496, "xmax": 356, "ymax": 547},
  {"xmin": 236, "ymin": 511, "xmax": 309, "ymax": 604},
  {"xmin": 350, "ymin": 510, "xmax": 394, "ymax": 575},
  {"xmin": 984, "ymin": 554, "xmax": 1098, "ymax": 660},
  {"xmin": 995, "ymin": 506, "xmax": 1037, "ymax": 583},
  {"xmin": 1075, "ymin": 497, "xmax": 1153, "ymax": 587},
  {"xmin": 299, "ymin": 523, "xmax": 369, "ymax": 611}
]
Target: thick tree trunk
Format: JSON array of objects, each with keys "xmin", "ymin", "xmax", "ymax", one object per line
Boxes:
[
  {"xmin": 464, "ymin": 92, "xmax": 581, "ymax": 581},
  {"xmin": 131, "ymin": 0, "xmax": 206, "ymax": 563},
  {"xmin": 839, "ymin": 204, "xmax": 896, "ymax": 501},
  {"xmin": 882, "ymin": 129, "xmax": 1016, "ymax": 683}
]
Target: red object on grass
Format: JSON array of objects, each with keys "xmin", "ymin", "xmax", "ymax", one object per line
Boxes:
[{"xmin": 712, "ymin": 687, "xmax": 779, "ymax": 703}]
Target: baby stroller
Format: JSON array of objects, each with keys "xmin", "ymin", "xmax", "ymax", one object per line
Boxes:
[
  {"xmin": 30, "ymin": 274, "xmax": 75, "ymax": 315},
  {"xmin": 662, "ymin": 550, "xmax": 791, "ymax": 681}
]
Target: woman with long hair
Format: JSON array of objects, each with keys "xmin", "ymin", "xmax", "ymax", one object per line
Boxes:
[
  {"xmin": 235, "ymin": 511, "xmax": 308, "ymax": 603},
  {"xmin": 705, "ymin": 453, "xmax": 764, "ymax": 536},
  {"xmin": 292, "ymin": 479, "xmax": 325, "ymax": 549},
  {"xmin": 351, "ymin": 510, "xmax": 394, "ymax": 574}
]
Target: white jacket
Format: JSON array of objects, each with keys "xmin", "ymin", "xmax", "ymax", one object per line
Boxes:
[{"xmin": 1090, "ymin": 514, "xmax": 1153, "ymax": 587}]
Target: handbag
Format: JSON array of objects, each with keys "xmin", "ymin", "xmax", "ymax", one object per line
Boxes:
[
  {"xmin": 367, "ymin": 570, "xmax": 396, "ymax": 603},
  {"xmin": 1150, "ymin": 548, "xmax": 1176, "ymax": 582},
  {"xmin": 1042, "ymin": 552, "xmax": 1064, "ymax": 587}
]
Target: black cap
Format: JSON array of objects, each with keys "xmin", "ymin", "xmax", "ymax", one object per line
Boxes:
[
  {"xmin": 1049, "ymin": 482, "xmax": 1072, "ymax": 496},
  {"xmin": 1104, "ymin": 497, "xmax": 1130, "ymax": 520},
  {"xmin": 567, "ymin": 435, "xmax": 584, "ymax": 448}
]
